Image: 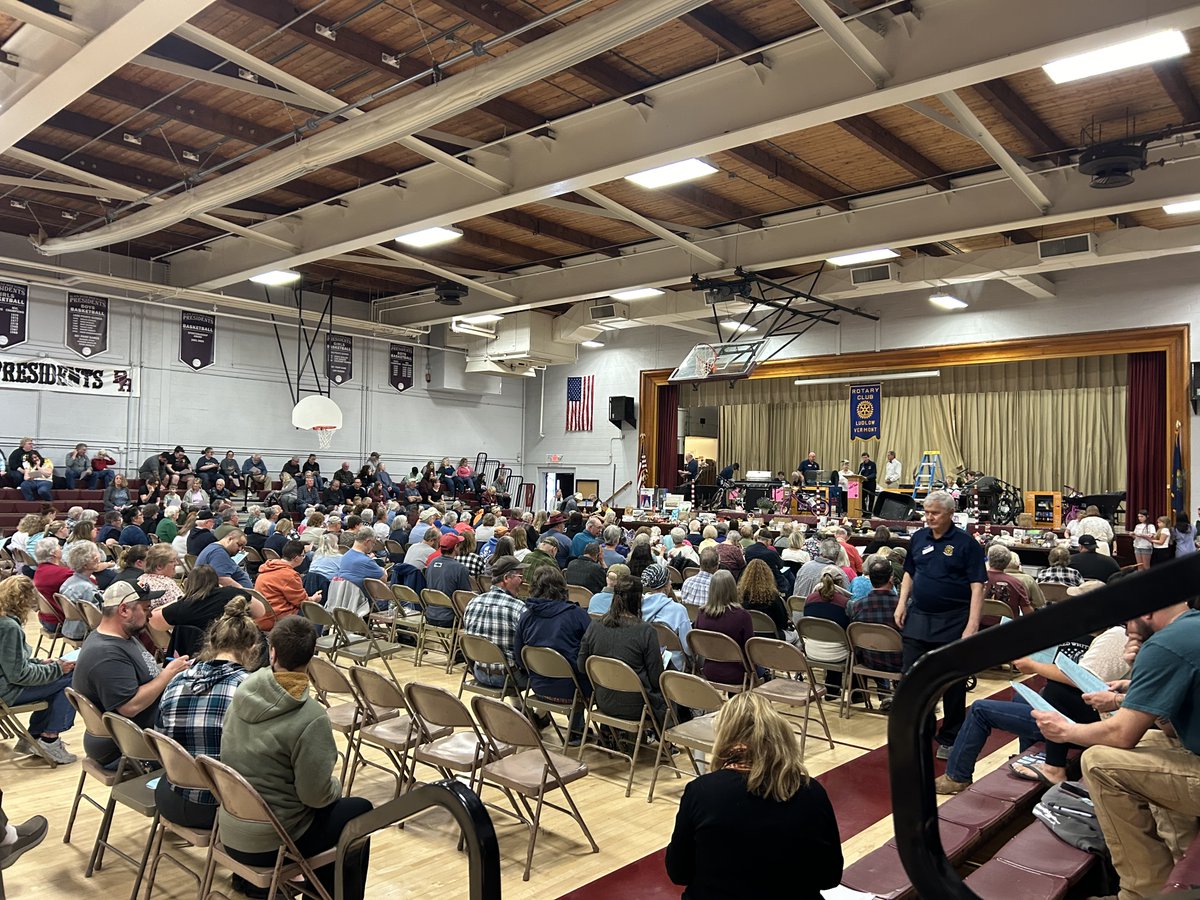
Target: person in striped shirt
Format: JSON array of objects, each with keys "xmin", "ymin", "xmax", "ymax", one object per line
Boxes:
[{"xmin": 680, "ymin": 547, "xmax": 719, "ymax": 607}]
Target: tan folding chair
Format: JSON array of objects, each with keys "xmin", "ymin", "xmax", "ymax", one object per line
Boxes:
[
  {"xmin": 787, "ymin": 595, "xmax": 806, "ymax": 621},
  {"xmin": 748, "ymin": 609, "xmax": 777, "ymax": 638},
  {"xmin": 416, "ymin": 588, "xmax": 461, "ymax": 673},
  {"xmin": 654, "ymin": 622, "xmax": 692, "ymax": 675},
  {"xmin": 300, "ymin": 600, "xmax": 350, "ymax": 659},
  {"xmin": 388, "ymin": 583, "xmax": 426, "ymax": 647},
  {"xmin": 471, "ymin": 696, "xmax": 599, "ymax": 881},
  {"xmin": 33, "ymin": 594, "xmax": 65, "ymax": 658},
  {"xmin": 80, "ymin": 600, "xmax": 103, "ymax": 632},
  {"xmin": 0, "ymin": 696, "xmax": 60, "ymax": 767},
  {"xmin": 330, "ymin": 607, "xmax": 408, "ymax": 679},
  {"xmin": 647, "ymin": 671, "xmax": 725, "ymax": 803},
  {"xmin": 471, "ymin": 574, "xmax": 493, "ymax": 594},
  {"xmin": 982, "ymin": 597, "xmax": 1016, "ymax": 621},
  {"xmin": 241, "ymin": 546, "xmax": 264, "ymax": 568},
  {"xmin": 306, "ymin": 656, "xmax": 368, "ymax": 788},
  {"xmin": 578, "ymin": 656, "xmax": 662, "ymax": 798},
  {"xmin": 63, "ymin": 688, "xmax": 139, "ymax": 844},
  {"xmin": 363, "ymin": 576, "xmax": 400, "ymax": 639},
  {"xmin": 181, "ymin": 554, "xmax": 196, "ymax": 576},
  {"xmin": 683, "ymin": 602, "xmax": 700, "ymax": 623},
  {"xmin": 196, "ymin": 756, "xmax": 335, "ymax": 900},
  {"xmin": 844, "ymin": 622, "xmax": 905, "ymax": 717},
  {"xmin": 567, "ymin": 584, "xmax": 593, "ymax": 607},
  {"xmin": 384, "ymin": 539, "xmax": 405, "ymax": 557},
  {"xmin": 451, "ymin": 590, "xmax": 475, "ymax": 623},
  {"xmin": 346, "ymin": 667, "xmax": 449, "ymax": 798},
  {"xmin": 796, "ymin": 617, "xmax": 851, "ymax": 699},
  {"xmin": 745, "ymin": 637, "xmax": 834, "ymax": 756},
  {"xmin": 682, "ymin": 567, "xmax": 699, "ymax": 581},
  {"xmin": 520, "ymin": 646, "xmax": 586, "ymax": 749},
  {"xmin": 92, "ymin": 712, "xmax": 164, "ymax": 899},
  {"xmin": 686, "ymin": 628, "xmax": 753, "ymax": 693},
  {"xmin": 403, "ymin": 682, "xmax": 512, "ymax": 797},
  {"xmin": 141, "ymin": 729, "xmax": 214, "ymax": 899},
  {"xmin": 261, "ymin": 546, "xmax": 281, "ymax": 561},
  {"xmin": 1038, "ymin": 582, "xmax": 1070, "ymax": 604},
  {"xmin": 458, "ymin": 633, "xmax": 524, "ymax": 707},
  {"xmin": 59, "ymin": 593, "xmax": 92, "ymax": 644}
]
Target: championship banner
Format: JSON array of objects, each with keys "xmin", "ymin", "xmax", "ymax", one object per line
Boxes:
[
  {"xmin": 0, "ymin": 357, "xmax": 137, "ymax": 397},
  {"xmin": 388, "ymin": 343, "xmax": 414, "ymax": 393},
  {"xmin": 0, "ymin": 280, "xmax": 28, "ymax": 350},
  {"xmin": 325, "ymin": 334, "xmax": 353, "ymax": 385},
  {"xmin": 179, "ymin": 311, "xmax": 216, "ymax": 370},
  {"xmin": 850, "ymin": 382, "xmax": 881, "ymax": 441},
  {"xmin": 66, "ymin": 293, "xmax": 109, "ymax": 358}
]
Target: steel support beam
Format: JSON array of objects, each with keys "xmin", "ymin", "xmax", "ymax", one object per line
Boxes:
[{"xmin": 575, "ymin": 188, "xmax": 725, "ymax": 268}]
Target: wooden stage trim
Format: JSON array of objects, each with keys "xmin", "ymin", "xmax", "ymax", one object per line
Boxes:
[{"xmin": 640, "ymin": 324, "xmax": 1189, "ymax": 516}]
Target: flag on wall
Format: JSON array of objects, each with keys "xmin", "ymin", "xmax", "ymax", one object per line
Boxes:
[
  {"xmin": 636, "ymin": 435, "xmax": 648, "ymax": 495},
  {"xmin": 566, "ymin": 374, "xmax": 595, "ymax": 431},
  {"xmin": 1171, "ymin": 425, "xmax": 1186, "ymax": 516}
]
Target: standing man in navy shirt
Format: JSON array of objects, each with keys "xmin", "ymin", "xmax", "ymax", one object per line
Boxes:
[
  {"xmin": 894, "ymin": 490, "xmax": 986, "ymax": 757},
  {"xmin": 858, "ymin": 451, "xmax": 878, "ymax": 514}
]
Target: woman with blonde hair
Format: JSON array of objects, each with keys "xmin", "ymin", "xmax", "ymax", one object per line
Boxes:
[
  {"xmin": 139, "ymin": 543, "xmax": 184, "ymax": 609},
  {"xmin": 7, "ymin": 514, "xmax": 46, "ymax": 554},
  {"xmin": 802, "ymin": 565, "xmax": 852, "ymax": 699},
  {"xmin": 782, "ymin": 529, "xmax": 812, "ymax": 565},
  {"xmin": 0, "ymin": 575, "xmax": 78, "ymax": 764},
  {"xmin": 509, "ymin": 527, "xmax": 530, "ymax": 560},
  {"xmin": 308, "ymin": 532, "xmax": 344, "ymax": 580},
  {"xmin": 666, "ymin": 692, "xmax": 842, "ymax": 898},
  {"xmin": 183, "ymin": 477, "xmax": 209, "ymax": 509}
]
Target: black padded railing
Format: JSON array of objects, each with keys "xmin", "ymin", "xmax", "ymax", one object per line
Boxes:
[
  {"xmin": 888, "ymin": 553, "xmax": 1200, "ymax": 898},
  {"xmin": 333, "ymin": 780, "xmax": 500, "ymax": 900}
]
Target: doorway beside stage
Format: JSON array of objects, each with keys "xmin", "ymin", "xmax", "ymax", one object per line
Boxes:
[{"xmin": 541, "ymin": 469, "xmax": 574, "ymax": 512}]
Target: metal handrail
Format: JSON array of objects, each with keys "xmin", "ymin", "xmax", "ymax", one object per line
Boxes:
[
  {"xmin": 888, "ymin": 553, "xmax": 1200, "ymax": 898},
  {"xmin": 333, "ymin": 780, "xmax": 500, "ymax": 900}
]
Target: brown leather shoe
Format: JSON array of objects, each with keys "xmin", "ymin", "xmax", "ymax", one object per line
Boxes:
[{"xmin": 934, "ymin": 774, "xmax": 971, "ymax": 795}]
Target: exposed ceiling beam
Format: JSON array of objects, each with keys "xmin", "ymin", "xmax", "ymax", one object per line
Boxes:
[
  {"xmin": 679, "ymin": 7, "xmax": 762, "ymax": 57},
  {"xmin": 575, "ymin": 187, "xmax": 725, "ymax": 268},
  {"xmin": 659, "ymin": 184, "xmax": 765, "ymax": 229},
  {"xmin": 539, "ymin": 197, "xmax": 716, "ymax": 239},
  {"xmin": 0, "ymin": 0, "xmax": 220, "ymax": 156},
  {"xmin": 972, "ymin": 78, "xmax": 1067, "ymax": 157},
  {"xmin": 427, "ymin": 0, "xmax": 645, "ymax": 97},
  {"xmin": 222, "ymin": 0, "xmax": 546, "ymax": 134},
  {"xmin": 487, "ymin": 209, "xmax": 620, "ymax": 258},
  {"xmin": 724, "ymin": 145, "xmax": 851, "ymax": 212},
  {"xmin": 794, "ymin": 0, "xmax": 889, "ymax": 87},
  {"xmin": 0, "ymin": 0, "xmax": 86, "ymax": 43},
  {"xmin": 363, "ymin": 246, "xmax": 519, "ymax": 303},
  {"xmin": 1004, "ymin": 229, "xmax": 1040, "ymax": 244},
  {"xmin": 837, "ymin": 114, "xmax": 952, "ymax": 191},
  {"xmin": 129, "ymin": 53, "xmax": 319, "ymax": 108},
  {"xmin": 86, "ymin": 76, "xmax": 396, "ymax": 186},
  {"xmin": 1153, "ymin": 60, "xmax": 1200, "ymax": 124},
  {"xmin": 458, "ymin": 227, "xmax": 563, "ymax": 268}
]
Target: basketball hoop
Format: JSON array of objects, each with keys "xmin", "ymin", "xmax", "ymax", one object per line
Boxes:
[{"xmin": 292, "ymin": 395, "xmax": 342, "ymax": 450}]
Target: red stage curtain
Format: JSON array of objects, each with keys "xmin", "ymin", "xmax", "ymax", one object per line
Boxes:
[
  {"xmin": 1125, "ymin": 352, "xmax": 1166, "ymax": 528},
  {"xmin": 656, "ymin": 383, "xmax": 680, "ymax": 490}
]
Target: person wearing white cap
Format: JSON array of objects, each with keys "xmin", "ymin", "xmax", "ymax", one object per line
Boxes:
[
  {"xmin": 408, "ymin": 506, "xmax": 439, "ymax": 546},
  {"xmin": 71, "ymin": 581, "xmax": 190, "ymax": 766}
]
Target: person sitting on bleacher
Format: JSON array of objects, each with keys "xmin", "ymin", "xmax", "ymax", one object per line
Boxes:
[
  {"xmin": 934, "ymin": 621, "xmax": 1129, "ymax": 795},
  {"xmin": 19, "ymin": 451, "xmax": 54, "ymax": 502},
  {"xmin": 295, "ymin": 474, "xmax": 321, "ymax": 510},
  {"xmin": 1034, "ymin": 599, "xmax": 1200, "ymax": 900},
  {"xmin": 166, "ymin": 446, "xmax": 193, "ymax": 484},
  {"xmin": 216, "ymin": 451, "xmax": 241, "ymax": 492},
  {"xmin": 63, "ymin": 443, "xmax": 92, "ymax": 490},
  {"xmin": 7, "ymin": 438, "xmax": 35, "ymax": 488},
  {"xmin": 88, "ymin": 449, "xmax": 116, "ymax": 490},
  {"xmin": 103, "ymin": 473, "xmax": 132, "ymax": 513},
  {"xmin": 241, "ymin": 453, "xmax": 269, "ymax": 499}
]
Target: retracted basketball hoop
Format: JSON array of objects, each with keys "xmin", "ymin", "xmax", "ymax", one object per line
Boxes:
[
  {"xmin": 669, "ymin": 339, "xmax": 763, "ymax": 384},
  {"xmin": 292, "ymin": 395, "xmax": 343, "ymax": 450}
]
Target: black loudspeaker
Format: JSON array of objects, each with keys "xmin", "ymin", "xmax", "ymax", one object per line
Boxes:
[
  {"xmin": 608, "ymin": 396, "xmax": 636, "ymax": 429},
  {"xmin": 873, "ymin": 491, "xmax": 922, "ymax": 522}
]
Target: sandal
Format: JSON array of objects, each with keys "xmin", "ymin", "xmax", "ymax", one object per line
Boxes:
[{"xmin": 1008, "ymin": 758, "xmax": 1052, "ymax": 784}]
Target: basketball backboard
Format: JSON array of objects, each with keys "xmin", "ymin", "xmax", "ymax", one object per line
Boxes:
[{"xmin": 668, "ymin": 339, "xmax": 763, "ymax": 383}]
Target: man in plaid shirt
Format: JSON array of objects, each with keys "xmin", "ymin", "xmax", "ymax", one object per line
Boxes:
[
  {"xmin": 679, "ymin": 547, "xmax": 719, "ymax": 606},
  {"xmin": 463, "ymin": 556, "xmax": 529, "ymax": 689},
  {"xmin": 1034, "ymin": 545, "xmax": 1084, "ymax": 587},
  {"xmin": 846, "ymin": 557, "xmax": 902, "ymax": 677}
]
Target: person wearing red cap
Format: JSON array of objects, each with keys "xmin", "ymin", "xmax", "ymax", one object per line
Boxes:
[{"xmin": 426, "ymin": 532, "xmax": 469, "ymax": 626}]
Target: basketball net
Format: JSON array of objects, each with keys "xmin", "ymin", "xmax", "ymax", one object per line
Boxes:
[{"xmin": 313, "ymin": 425, "xmax": 338, "ymax": 449}]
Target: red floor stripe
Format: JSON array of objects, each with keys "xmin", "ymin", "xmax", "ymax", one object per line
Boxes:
[{"xmin": 558, "ymin": 684, "xmax": 1026, "ymax": 899}]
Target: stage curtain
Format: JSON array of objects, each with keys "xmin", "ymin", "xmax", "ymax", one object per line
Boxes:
[
  {"xmin": 1125, "ymin": 352, "xmax": 1166, "ymax": 527},
  {"xmin": 656, "ymin": 383, "xmax": 680, "ymax": 489},
  {"xmin": 693, "ymin": 356, "xmax": 1127, "ymax": 494}
]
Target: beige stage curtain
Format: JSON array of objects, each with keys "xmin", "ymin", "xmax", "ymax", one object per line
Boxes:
[{"xmin": 698, "ymin": 356, "xmax": 1126, "ymax": 492}]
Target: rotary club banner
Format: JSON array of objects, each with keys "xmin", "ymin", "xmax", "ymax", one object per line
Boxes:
[{"xmin": 850, "ymin": 382, "xmax": 881, "ymax": 441}]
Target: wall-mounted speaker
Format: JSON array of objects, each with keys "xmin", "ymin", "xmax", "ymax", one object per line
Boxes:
[{"xmin": 608, "ymin": 396, "xmax": 636, "ymax": 429}]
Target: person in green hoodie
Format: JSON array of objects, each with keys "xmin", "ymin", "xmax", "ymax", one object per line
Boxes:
[{"xmin": 219, "ymin": 616, "xmax": 372, "ymax": 900}]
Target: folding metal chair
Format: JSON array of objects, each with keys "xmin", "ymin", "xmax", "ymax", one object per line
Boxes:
[
  {"xmin": 141, "ymin": 729, "xmax": 214, "ymax": 899},
  {"xmin": 329, "ymin": 607, "xmax": 408, "ymax": 679},
  {"xmin": 647, "ymin": 671, "xmax": 725, "ymax": 803},
  {"xmin": 567, "ymin": 584, "xmax": 593, "ymax": 607},
  {"xmin": 388, "ymin": 583, "xmax": 426, "ymax": 648},
  {"xmin": 403, "ymin": 682, "xmax": 513, "ymax": 798},
  {"xmin": 844, "ymin": 621, "xmax": 904, "ymax": 717},
  {"xmin": 458, "ymin": 633, "xmax": 524, "ymax": 708},
  {"xmin": 653, "ymin": 621, "xmax": 692, "ymax": 675},
  {"xmin": 472, "ymin": 696, "xmax": 599, "ymax": 880},
  {"xmin": 578, "ymin": 656, "xmax": 662, "ymax": 798},
  {"xmin": 306, "ymin": 656, "xmax": 368, "ymax": 789},
  {"xmin": 686, "ymin": 628, "xmax": 753, "ymax": 693},
  {"xmin": 796, "ymin": 617, "xmax": 851, "ymax": 698},
  {"xmin": 300, "ymin": 600, "xmax": 352, "ymax": 659},
  {"xmin": 59, "ymin": 593, "xmax": 93, "ymax": 644},
  {"xmin": 416, "ymin": 588, "xmax": 461, "ymax": 672},
  {"xmin": 33, "ymin": 594, "xmax": 65, "ymax": 658},
  {"xmin": 0, "ymin": 696, "xmax": 59, "ymax": 767},
  {"xmin": 63, "ymin": 688, "xmax": 139, "ymax": 844},
  {"xmin": 748, "ymin": 609, "xmax": 778, "ymax": 638},
  {"xmin": 520, "ymin": 646, "xmax": 586, "ymax": 749},
  {"xmin": 745, "ymin": 637, "xmax": 834, "ymax": 756}
]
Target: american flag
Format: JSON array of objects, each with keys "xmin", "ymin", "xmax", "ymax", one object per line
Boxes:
[
  {"xmin": 566, "ymin": 374, "xmax": 594, "ymax": 431},
  {"xmin": 636, "ymin": 445, "xmax": 648, "ymax": 495}
]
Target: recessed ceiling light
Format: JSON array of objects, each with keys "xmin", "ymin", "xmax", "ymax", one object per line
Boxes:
[
  {"xmin": 461, "ymin": 313, "xmax": 503, "ymax": 324},
  {"xmin": 395, "ymin": 226, "xmax": 463, "ymax": 248},
  {"xmin": 720, "ymin": 320, "xmax": 758, "ymax": 333},
  {"xmin": 610, "ymin": 288, "xmax": 664, "ymax": 301},
  {"xmin": 929, "ymin": 293, "xmax": 968, "ymax": 310},
  {"xmin": 625, "ymin": 159, "xmax": 718, "ymax": 189},
  {"xmin": 580, "ymin": 340, "xmax": 605, "ymax": 349},
  {"xmin": 1163, "ymin": 198, "xmax": 1200, "ymax": 215},
  {"xmin": 826, "ymin": 248, "xmax": 900, "ymax": 267},
  {"xmin": 249, "ymin": 270, "xmax": 301, "ymax": 286},
  {"xmin": 1043, "ymin": 30, "xmax": 1188, "ymax": 84}
]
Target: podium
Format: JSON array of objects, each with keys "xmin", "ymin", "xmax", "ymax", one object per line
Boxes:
[{"xmin": 843, "ymin": 474, "xmax": 863, "ymax": 518}]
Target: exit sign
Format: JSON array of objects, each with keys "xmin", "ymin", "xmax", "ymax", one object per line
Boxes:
[{"xmin": 546, "ymin": 454, "xmax": 563, "ymax": 463}]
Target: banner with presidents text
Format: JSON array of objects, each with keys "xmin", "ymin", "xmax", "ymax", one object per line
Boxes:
[
  {"xmin": 849, "ymin": 382, "xmax": 881, "ymax": 441},
  {"xmin": 0, "ymin": 357, "xmax": 138, "ymax": 397}
]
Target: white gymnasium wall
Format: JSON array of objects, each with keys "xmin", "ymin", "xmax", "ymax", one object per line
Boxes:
[
  {"xmin": 524, "ymin": 253, "xmax": 1200, "ymax": 511},
  {"xmin": 1, "ymin": 283, "xmax": 525, "ymax": 478}
]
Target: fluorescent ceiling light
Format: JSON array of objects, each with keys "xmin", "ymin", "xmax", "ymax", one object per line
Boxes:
[
  {"xmin": 460, "ymin": 313, "xmax": 503, "ymax": 324},
  {"xmin": 625, "ymin": 158, "xmax": 718, "ymax": 189},
  {"xmin": 394, "ymin": 226, "xmax": 463, "ymax": 248},
  {"xmin": 1163, "ymin": 198, "xmax": 1200, "ymax": 215},
  {"xmin": 720, "ymin": 320, "xmax": 758, "ymax": 333},
  {"xmin": 1043, "ymin": 30, "xmax": 1188, "ymax": 84},
  {"xmin": 794, "ymin": 370, "xmax": 940, "ymax": 386},
  {"xmin": 929, "ymin": 293, "xmax": 968, "ymax": 310},
  {"xmin": 610, "ymin": 288, "xmax": 664, "ymax": 301},
  {"xmin": 580, "ymin": 340, "xmax": 605, "ymax": 349},
  {"xmin": 826, "ymin": 248, "xmax": 900, "ymax": 267},
  {"xmin": 249, "ymin": 269, "xmax": 301, "ymax": 286}
]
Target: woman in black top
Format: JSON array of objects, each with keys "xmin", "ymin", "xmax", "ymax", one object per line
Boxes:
[{"xmin": 666, "ymin": 692, "xmax": 842, "ymax": 899}]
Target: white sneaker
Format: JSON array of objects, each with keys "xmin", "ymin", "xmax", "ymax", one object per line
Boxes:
[
  {"xmin": 12, "ymin": 737, "xmax": 36, "ymax": 756},
  {"xmin": 35, "ymin": 738, "xmax": 77, "ymax": 765}
]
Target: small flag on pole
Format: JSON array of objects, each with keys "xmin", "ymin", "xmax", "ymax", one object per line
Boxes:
[
  {"xmin": 636, "ymin": 434, "xmax": 649, "ymax": 504},
  {"xmin": 566, "ymin": 375, "xmax": 595, "ymax": 431},
  {"xmin": 1171, "ymin": 423, "xmax": 1186, "ymax": 516}
]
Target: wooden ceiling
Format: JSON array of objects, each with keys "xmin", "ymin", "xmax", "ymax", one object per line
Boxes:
[{"xmin": 2, "ymin": 1, "xmax": 1199, "ymax": 303}]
